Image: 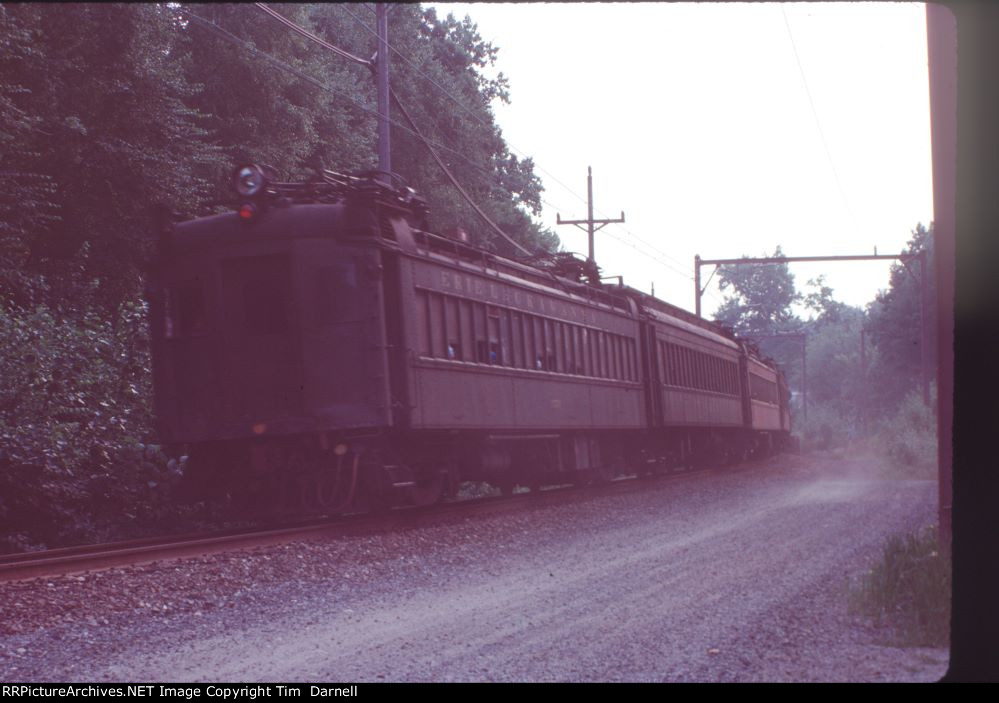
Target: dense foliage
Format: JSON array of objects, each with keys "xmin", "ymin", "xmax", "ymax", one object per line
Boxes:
[
  {"xmin": 0, "ymin": 3, "xmax": 556, "ymax": 550},
  {"xmin": 712, "ymin": 225, "xmax": 938, "ymax": 460}
]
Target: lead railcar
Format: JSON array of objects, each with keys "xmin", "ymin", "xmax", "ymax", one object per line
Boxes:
[{"xmin": 148, "ymin": 166, "xmax": 791, "ymax": 514}]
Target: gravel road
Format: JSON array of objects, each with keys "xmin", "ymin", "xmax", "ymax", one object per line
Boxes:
[{"xmin": 0, "ymin": 452, "xmax": 948, "ymax": 682}]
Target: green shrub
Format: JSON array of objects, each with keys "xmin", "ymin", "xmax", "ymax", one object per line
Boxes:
[
  {"xmin": 0, "ymin": 299, "xmax": 177, "ymax": 550},
  {"xmin": 875, "ymin": 389, "xmax": 938, "ymax": 478},
  {"xmin": 851, "ymin": 525, "xmax": 950, "ymax": 647}
]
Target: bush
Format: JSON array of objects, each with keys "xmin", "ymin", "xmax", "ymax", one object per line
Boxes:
[
  {"xmin": 0, "ymin": 298, "xmax": 177, "ymax": 550},
  {"xmin": 794, "ymin": 403, "xmax": 862, "ymax": 451},
  {"xmin": 851, "ymin": 525, "xmax": 950, "ymax": 647},
  {"xmin": 875, "ymin": 389, "xmax": 938, "ymax": 478}
]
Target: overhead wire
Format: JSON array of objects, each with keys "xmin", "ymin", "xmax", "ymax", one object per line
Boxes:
[
  {"xmin": 339, "ymin": 3, "xmax": 707, "ymax": 277},
  {"xmin": 177, "ymin": 8, "xmax": 516, "ymax": 189},
  {"xmin": 254, "ymin": 2, "xmax": 369, "ymax": 67},
  {"xmin": 251, "ymin": 3, "xmax": 532, "ymax": 256},
  {"xmin": 188, "ymin": 5, "xmax": 712, "ymax": 283},
  {"xmin": 780, "ymin": 5, "xmax": 861, "ymax": 237},
  {"xmin": 340, "ymin": 3, "xmax": 595, "ymax": 212}
]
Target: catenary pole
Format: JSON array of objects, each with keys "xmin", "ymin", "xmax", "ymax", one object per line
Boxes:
[{"xmin": 557, "ymin": 167, "xmax": 625, "ymax": 264}]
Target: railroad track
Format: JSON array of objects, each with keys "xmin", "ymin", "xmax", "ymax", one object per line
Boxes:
[{"xmin": 0, "ymin": 463, "xmax": 738, "ymax": 583}]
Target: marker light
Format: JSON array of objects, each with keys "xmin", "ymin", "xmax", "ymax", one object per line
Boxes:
[
  {"xmin": 233, "ymin": 164, "xmax": 266, "ymax": 197},
  {"xmin": 238, "ymin": 203, "xmax": 257, "ymax": 221}
]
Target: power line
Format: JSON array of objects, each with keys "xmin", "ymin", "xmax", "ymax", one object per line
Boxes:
[
  {"xmin": 188, "ymin": 5, "xmax": 696, "ymax": 276},
  {"xmin": 340, "ymin": 3, "xmax": 595, "ymax": 213},
  {"xmin": 248, "ymin": 4, "xmax": 532, "ymax": 255},
  {"xmin": 278, "ymin": 2, "xmax": 706, "ymax": 277},
  {"xmin": 177, "ymin": 8, "xmax": 512, "ymax": 189},
  {"xmin": 255, "ymin": 3, "xmax": 369, "ymax": 67},
  {"xmin": 780, "ymin": 5, "xmax": 861, "ymax": 237},
  {"xmin": 390, "ymin": 86, "xmax": 532, "ymax": 255}
]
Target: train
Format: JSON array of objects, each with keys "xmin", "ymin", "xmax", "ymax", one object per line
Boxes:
[{"xmin": 147, "ymin": 165, "xmax": 792, "ymax": 515}]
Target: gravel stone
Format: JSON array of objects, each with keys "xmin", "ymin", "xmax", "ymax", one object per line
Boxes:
[{"xmin": 0, "ymin": 452, "xmax": 948, "ymax": 682}]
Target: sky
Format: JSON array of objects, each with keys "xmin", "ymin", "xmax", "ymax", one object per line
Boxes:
[{"xmin": 426, "ymin": 2, "xmax": 934, "ymax": 319}]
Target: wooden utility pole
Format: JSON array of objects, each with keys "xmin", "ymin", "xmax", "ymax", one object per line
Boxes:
[
  {"xmin": 557, "ymin": 167, "xmax": 624, "ymax": 263},
  {"xmin": 375, "ymin": 3, "xmax": 391, "ymax": 180}
]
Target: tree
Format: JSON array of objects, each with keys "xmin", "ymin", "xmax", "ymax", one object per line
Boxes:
[
  {"xmin": 865, "ymin": 223, "xmax": 935, "ymax": 411},
  {"xmin": 713, "ymin": 246, "xmax": 802, "ymax": 337},
  {"xmin": 712, "ymin": 246, "xmax": 803, "ymax": 387}
]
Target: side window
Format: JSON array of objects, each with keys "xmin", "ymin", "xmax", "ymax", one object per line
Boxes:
[
  {"xmin": 414, "ymin": 290, "xmax": 430, "ymax": 356},
  {"xmin": 460, "ymin": 300, "xmax": 474, "ymax": 363},
  {"xmin": 533, "ymin": 316, "xmax": 545, "ymax": 369},
  {"xmin": 590, "ymin": 330, "xmax": 601, "ymax": 377},
  {"xmin": 445, "ymin": 296, "xmax": 461, "ymax": 360},
  {"xmin": 474, "ymin": 303, "xmax": 488, "ymax": 363},
  {"xmin": 428, "ymin": 293, "xmax": 445, "ymax": 358},
  {"xmin": 544, "ymin": 318, "xmax": 556, "ymax": 371},
  {"xmin": 487, "ymin": 307, "xmax": 502, "ymax": 365}
]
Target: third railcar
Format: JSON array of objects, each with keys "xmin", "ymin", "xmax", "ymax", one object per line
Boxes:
[{"xmin": 149, "ymin": 166, "xmax": 791, "ymax": 513}]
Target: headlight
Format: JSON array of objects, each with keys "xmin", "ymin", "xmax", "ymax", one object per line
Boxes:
[{"xmin": 233, "ymin": 164, "xmax": 266, "ymax": 197}]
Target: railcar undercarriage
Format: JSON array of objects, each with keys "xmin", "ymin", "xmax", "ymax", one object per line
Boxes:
[{"xmin": 172, "ymin": 427, "xmax": 791, "ymax": 517}]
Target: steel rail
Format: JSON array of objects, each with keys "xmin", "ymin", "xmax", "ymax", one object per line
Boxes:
[{"xmin": 0, "ymin": 460, "xmax": 751, "ymax": 583}]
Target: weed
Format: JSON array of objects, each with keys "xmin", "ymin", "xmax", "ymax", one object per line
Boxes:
[{"xmin": 851, "ymin": 525, "xmax": 950, "ymax": 647}]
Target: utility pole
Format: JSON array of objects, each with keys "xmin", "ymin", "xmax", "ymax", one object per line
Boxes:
[
  {"xmin": 557, "ymin": 166, "xmax": 624, "ymax": 263},
  {"xmin": 375, "ymin": 3, "xmax": 391, "ymax": 181}
]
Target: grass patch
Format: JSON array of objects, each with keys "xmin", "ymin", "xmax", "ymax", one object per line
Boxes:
[{"xmin": 851, "ymin": 525, "xmax": 950, "ymax": 647}]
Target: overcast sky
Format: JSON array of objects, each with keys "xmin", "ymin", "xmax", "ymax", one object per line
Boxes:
[{"xmin": 426, "ymin": 2, "xmax": 933, "ymax": 319}]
